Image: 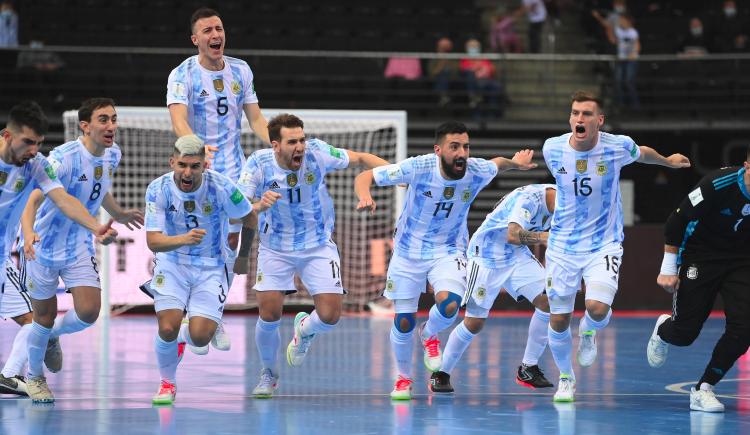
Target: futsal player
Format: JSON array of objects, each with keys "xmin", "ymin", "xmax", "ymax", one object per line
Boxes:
[
  {"xmin": 647, "ymin": 146, "xmax": 750, "ymax": 412},
  {"xmin": 431, "ymin": 184, "xmax": 557, "ymax": 393},
  {"xmin": 542, "ymin": 91, "xmax": 689, "ymax": 402},
  {"xmin": 237, "ymin": 113, "xmax": 389, "ymax": 398},
  {"xmin": 21, "ymin": 98, "xmax": 139, "ymax": 403},
  {"xmin": 355, "ymin": 121, "xmax": 536, "ymax": 400}
]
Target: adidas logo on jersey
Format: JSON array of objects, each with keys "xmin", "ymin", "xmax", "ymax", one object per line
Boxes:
[
  {"xmin": 269, "ymin": 181, "xmax": 280, "ymax": 189},
  {"xmin": 557, "ymin": 167, "xmax": 567, "ymax": 174},
  {"xmin": 422, "ymin": 191, "xmax": 433, "ymax": 198},
  {"xmin": 334, "ymin": 281, "xmax": 342, "ymax": 287},
  {"xmin": 199, "ymin": 89, "xmax": 209, "ymax": 98},
  {"xmin": 168, "ymin": 204, "xmax": 177, "ymax": 212},
  {"xmin": 78, "ymin": 174, "xmax": 88, "ymax": 182}
]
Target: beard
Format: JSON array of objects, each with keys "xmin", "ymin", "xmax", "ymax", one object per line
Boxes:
[{"xmin": 441, "ymin": 155, "xmax": 467, "ymax": 179}]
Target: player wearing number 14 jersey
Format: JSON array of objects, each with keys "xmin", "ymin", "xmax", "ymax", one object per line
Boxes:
[{"xmin": 541, "ymin": 91, "xmax": 690, "ymax": 402}]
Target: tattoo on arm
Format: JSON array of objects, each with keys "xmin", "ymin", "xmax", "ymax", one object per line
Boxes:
[
  {"xmin": 518, "ymin": 229, "xmax": 542, "ymax": 245},
  {"xmin": 238, "ymin": 228, "xmax": 256, "ymax": 257}
]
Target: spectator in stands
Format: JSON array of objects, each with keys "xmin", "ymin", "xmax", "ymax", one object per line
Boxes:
[
  {"xmin": 677, "ymin": 17, "xmax": 710, "ymax": 57},
  {"xmin": 427, "ymin": 37, "xmax": 459, "ymax": 107},
  {"xmin": 0, "ymin": 0, "xmax": 18, "ymax": 48},
  {"xmin": 519, "ymin": 0, "xmax": 547, "ymax": 53},
  {"xmin": 16, "ymin": 40, "xmax": 66, "ymax": 107},
  {"xmin": 460, "ymin": 38, "xmax": 505, "ymax": 119},
  {"xmin": 597, "ymin": 13, "xmax": 640, "ymax": 109},
  {"xmin": 384, "ymin": 57, "xmax": 422, "ymax": 81},
  {"xmin": 489, "ymin": 11, "xmax": 523, "ymax": 53},
  {"xmin": 591, "ymin": 0, "xmax": 628, "ymax": 54},
  {"xmin": 712, "ymin": 0, "xmax": 748, "ymax": 53}
]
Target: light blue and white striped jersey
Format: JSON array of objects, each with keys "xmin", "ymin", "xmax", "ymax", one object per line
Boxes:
[
  {"xmin": 468, "ymin": 184, "xmax": 555, "ymax": 267},
  {"xmin": 542, "ymin": 131, "xmax": 640, "ymax": 255},
  {"xmin": 237, "ymin": 138, "xmax": 350, "ymax": 252},
  {"xmin": 30, "ymin": 140, "xmax": 121, "ymax": 268},
  {"xmin": 145, "ymin": 169, "xmax": 252, "ymax": 267},
  {"xmin": 373, "ymin": 154, "xmax": 498, "ymax": 260},
  {"xmin": 0, "ymin": 154, "xmax": 61, "ymax": 259},
  {"xmin": 167, "ymin": 55, "xmax": 259, "ymax": 181}
]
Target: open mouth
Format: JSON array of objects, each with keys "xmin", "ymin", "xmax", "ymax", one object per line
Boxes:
[
  {"xmin": 180, "ymin": 177, "xmax": 193, "ymax": 190},
  {"xmin": 209, "ymin": 42, "xmax": 222, "ymax": 50},
  {"xmin": 575, "ymin": 125, "xmax": 585, "ymax": 134},
  {"xmin": 453, "ymin": 159, "xmax": 466, "ymax": 172},
  {"xmin": 103, "ymin": 133, "xmax": 114, "ymax": 143},
  {"xmin": 292, "ymin": 155, "xmax": 303, "ymax": 166}
]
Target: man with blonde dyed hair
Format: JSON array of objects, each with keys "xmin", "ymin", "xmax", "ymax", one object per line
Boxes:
[{"xmin": 145, "ymin": 135, "xmax": 278, "ymax": 405}]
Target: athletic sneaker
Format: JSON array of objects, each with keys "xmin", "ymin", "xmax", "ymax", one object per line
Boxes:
[
  {"xmin": 647, "ymin": 314, "xmax": 671, "ymax": 368},
  {"xmin": 0, "ymin": 374, "xmax": 28, "ymax": 396},
  {"xmin": 44, "ymin": 337, "xmax": 63, "ymax": 373},
  {"xmin": 152, "ymin": 380, "xmax": 176, "ymax": 405},
  {"xmin": 390, "ymin": 375, "xmax": 413, "ymax": 400},
  {"xmin": 211, "ymin": 322, "xmax": 231, "ymax": 351},
  {"xmin": 287, "ymin": 312, "xmax": 314, "ymax": 367},
  {"xmin": 690, "ymin": 383, "xmax": 725, "ymax": 412},
  {"xmin": 429, "ymin": 371, "xmax": 454, "ymax": 393},
  {"xmin": 252, "ymin": 368, "xmax": 279, "ymax": 398},
  {"xmin": 418, "ymin": 322, "xmax": 442, "ymax": 373},
  {"xmin": 138, "ymin": 279, "xmax": 154, "ymax": 299},
  {"xmin": 177, "ymin": 342, "xmax": 186, "ymax": 364},
  {"xmin": 181, "ymin": 319, "xmax": 208, "ymax": 355},
  {"xmin": 516, "ymin": 364, "xmax": 554, "ymax": 389},
  {"xmin": 553, "ymin": 375, "xmax": 576, "ymax": 402},
  {"xmin": 577, "ymin": 330, "xmax": 597, "ymax": 367},
  {"xmin": 27, "ymin": 376, "xmax": 54, "ymax": 403}
]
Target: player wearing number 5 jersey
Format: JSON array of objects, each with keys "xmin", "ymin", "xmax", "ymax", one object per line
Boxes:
[
  {"xmin": 237, "ymin": 114, "xmax": 389, "ymax": 398},
  {"xmin": 20, "ymin": 98, "xmax": 140, "ymax": 403},
  {"xmin": 542, "ymin": 91, "xmax": 690, "ymax": 402},
  {"xmin": 355, "ymin": 121, "xmax": 537, "ymax": 400}
]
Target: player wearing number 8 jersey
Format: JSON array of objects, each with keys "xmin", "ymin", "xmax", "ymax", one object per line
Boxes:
[
  {"xmin": 20, "ymin": 98, "xmax": 140, "ymax": 403},
  {"xmin": 237, "ymin": 114, "xmax": 389, "ymax": 398},
  {"xmin": 355, "ymin": 121, "xmax": 537, "ymax": 400},
  {"xmin": 542, "ymin": 91, "xmax": 690, "ymax": 402}
]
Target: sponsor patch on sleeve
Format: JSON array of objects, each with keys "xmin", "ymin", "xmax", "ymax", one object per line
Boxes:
[
  {"xmin": 329, "ymin": 146, "xmax": 343, "ymax": 159},
  {"xmin": 172, "ymin": 82, "xmax": 186, "ymax": 98},
  {"xmin": 230, "ymin": 188, "xmax": 245, "ymax": 205},
  {"xmin": 520, "ymin": 208, "xmax": 532, "ymax": 222},
  {"xmin": 146, "ymin": 201, "xmax": 157, "ymax": 214},
  {"xmin": 688, "ymin": 187, "xmax": 703, "ymax": 206},
  {"xmin": 386, "ymin": 166, "xmax": 402, "ymax": 182}
]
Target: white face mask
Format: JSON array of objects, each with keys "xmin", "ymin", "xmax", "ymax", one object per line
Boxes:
[
  {"xmin": 614, "ymin": 5, "xmax": 626, "ymax": 13},
  {"xmin": 724, "ymin": 7, "xmax": 737, "ymax": 17},
  {"xmin": 467, "ymin": 46, "xmax": 481, "ymax": 56},
  {"xmin": 690, "ymin": 26, "xmax": 703, "ymax": 36}
]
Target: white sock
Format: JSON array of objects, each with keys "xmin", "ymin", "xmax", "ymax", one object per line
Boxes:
[
  {"xmin": 1, "ymin": 323, "xmax": 31, "ymax": 377},
  {"xmin": 255, "ymin": 318, "xmax": 281, "ymax": 374},
  {"xmin": 178, "ymin": 322, "xmax": 196, "ymax": 347},
  {"xmin": 548, "ymin": 325, "xmax": 575, "ymax": 379},
  {"xmin": 51, "ymin": 310, "xmax": 93, "ymax": 339},
  {"xmin": 390, "ymin": 326, "xmax": 414, "ymax": 378},
  {"xmin": 422, "ymin": 305, "xmax": 456, "ymax": 338},
  {"xmin": 578, "ymin": 309, "xmax": 612, "ymax": 335},
  {"xmin": 440, "ymin": 321, "xmax": 476, "ymax": 374},
  {"xmin": 154, "ymin": 335, "xmax": 179, "ymax": 384},
  {"xmin": 26, "ymin": 321, "xmax": 52, "ymax": 378},
  {"xmin": 299, "ymin": 311, "xmax": 337, "ymax": 337},
  {"xmin": 522, "ymin": 309, "xmax": 550, "ymax": 366}
]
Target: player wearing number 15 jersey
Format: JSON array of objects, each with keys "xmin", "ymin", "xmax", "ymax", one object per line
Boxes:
[
  {"xmin": 20, "ymin": 98, "xmax": 141, "ymax": 403},
  {"xmin": 541, "ymin": 91, "xmax": 690, "ymax": 402},
  {"xmin": 355, "ymin": 121, "xmax": 537, "ymax": 400}
]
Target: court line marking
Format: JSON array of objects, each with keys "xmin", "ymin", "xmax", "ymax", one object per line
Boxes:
[{"xmin": 665, "ymin": 378, "xmax": 750, "ymax": 399}]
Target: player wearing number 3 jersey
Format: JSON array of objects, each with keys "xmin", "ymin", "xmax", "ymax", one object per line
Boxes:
[{"xmin": 542, "ymin": 91, "xmax": 690, "ymax": 402}]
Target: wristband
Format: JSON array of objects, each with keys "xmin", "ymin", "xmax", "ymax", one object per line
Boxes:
[{"xmin": 659, "ymin": 252, "xmax": 678, "ymax": 276}]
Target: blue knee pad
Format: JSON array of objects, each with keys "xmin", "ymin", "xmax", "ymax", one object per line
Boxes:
[
  {"xmin": 437, "ymin": 292, "xmax": 462, "ymax": 318},
  {"xmin": 394, "ymin": 312, "xmax": 416, "ymax": 333}
]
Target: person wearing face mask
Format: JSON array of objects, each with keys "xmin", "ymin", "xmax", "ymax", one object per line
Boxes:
[
  {"xmin": 678, "ymin": 17, "xmax": 710, "ymax": 57},
  {"xmin": 0, "ymin": 1, "xmax": 18, "ymax": 48},
  {"xmin": 459, "ymin": 39, "xmax": 506, "ymax": 120},
  {"xmin": 591, "ymin": 0, "xmax": 628, "ymax": 55},
  {"xmin": 713, "ymin": 0, "xmax": 748, "ymax": 53}
]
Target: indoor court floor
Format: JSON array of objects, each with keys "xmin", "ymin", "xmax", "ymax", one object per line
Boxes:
[{"xmin": 0, "ymin": 314, "xmax": 747, "ymax": 434}]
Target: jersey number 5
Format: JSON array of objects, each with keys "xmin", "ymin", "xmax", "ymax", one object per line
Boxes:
[{"xmin": 217, "ymin": 97, "xmax": 228, "ymax": 116}]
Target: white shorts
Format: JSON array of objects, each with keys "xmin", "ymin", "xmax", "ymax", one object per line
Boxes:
[
  {"xmin": 383, "ymin": 251, "xmax": 467, "ymax": 301},
  {"xmin": 1, "ymin": 259, "xmax": 32, "ymax": 319},
  {"xmin": 545, "ymin": 243, "xmax": 622, "ymax": 314},
  {"xmin": 464, "ymin": 255, "xmax": 545, "ymax": 318},
  {"xmin": 23, "ymin": 254, "xmax": 101, "ymax": 300},
  {"xmin": 254, "ymin": 240, "xmax": 344, "ymax": 295},
  {"xmin": 151, "ymin": 259, "xmax": 229, "ymax": 323}
]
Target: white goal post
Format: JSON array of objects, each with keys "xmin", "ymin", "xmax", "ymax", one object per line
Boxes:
[{"xmin": 63, "ymin": 107, "xmax": 407, "ymax": 315}]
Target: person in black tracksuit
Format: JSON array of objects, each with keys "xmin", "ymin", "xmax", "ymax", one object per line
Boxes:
[{"xmin": 647, "ymin": 146, "xmax": 750, "ymax": 412}]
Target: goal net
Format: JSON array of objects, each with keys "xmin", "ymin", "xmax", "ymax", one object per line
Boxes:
[{"xmin": 63, "ymin": 107, "xmax": 406, "ymax": 313}]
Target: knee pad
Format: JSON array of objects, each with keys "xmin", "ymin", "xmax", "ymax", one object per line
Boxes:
[
  {"xmin": 394, "ymin": 312, "xmax": 416, "ymax": 333},
  {"xmin": 437, "ymin": 292, "xmax": 463, "ymax": 318}
]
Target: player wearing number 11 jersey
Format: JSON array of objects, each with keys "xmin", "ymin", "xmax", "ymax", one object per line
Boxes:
[{"xmin": 541, "ymin": 91, "xmax": 690, "ymax": 402}]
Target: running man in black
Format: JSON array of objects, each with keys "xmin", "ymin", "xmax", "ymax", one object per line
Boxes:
[{"xmin": 647, "ymin": 146, "xmax": 750, "ymax": 413}]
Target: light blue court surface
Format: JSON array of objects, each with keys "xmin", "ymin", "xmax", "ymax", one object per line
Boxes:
[{"xmin": 0, "ymin": 315, "xmax": 748, "ymax": 434}]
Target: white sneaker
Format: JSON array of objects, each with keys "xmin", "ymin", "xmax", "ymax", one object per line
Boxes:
[
  {"xmin": 577, "ymin": 330, "xmax": 597, "ymax": 367},
  {"xmin": 181, "ymin": 319, "xmax": 209, "ymax": 355},
  {"xmin": 553, "ymin": 375, "xmax": 576, "ymax": 402},
  {"xmin": 252, "ymin": 368, "xmax": 279, "ymax": 398},
  {"xmin": 286, "ymin": 312, "xmax": 315, "ymax": 367},
  {"xmin": 690, "ymin": 383, "xmax": 725, "ymax": 412},
  {"xmin": 211, "ymin": 322, "xmax": 231, "ymax": 351},
  {"xmin": 390, "ymin": 375, "xmax": 413, "ymax": 400},
  {"xmin": 647, "ymin": 314, "xmax": 671, "ymax": 368},
  {"xmin": 418, "ymin": 322, "xmax": 442, "ymax": 373}
]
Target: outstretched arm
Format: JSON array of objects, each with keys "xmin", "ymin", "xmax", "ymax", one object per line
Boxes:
[
  {"xmin": 354, "ymin": 170, "xmax": 377, "ymax": 214},
  {"xmin": 346, "ymin": 150, "xmax": 390, "ymax": 169},
  {"xmin": 102, "ymin": 192, "xmax": 144, "ymax": 231},
  {"xmin": 637, "ymin": 146, "xmax": 691, "ymax": 168},
  {"xmin": 491, "ymin": 149, "xmax": 537, "ymax": 172},
  {"xmin": 243, "ymin": 103, "xmax": 270, "ymax": 145},
  {"xmin": 507, "ymin": 222, "xmax": 548, "ymax": 246}
]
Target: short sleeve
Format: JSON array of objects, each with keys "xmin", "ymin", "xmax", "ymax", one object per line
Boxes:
[
  {"xmin": 237, "ymin": 153, "xmax": 263, "ymax": 200},
  {"xmin": 308, "ymin": 139, "xmax": 350, "ymax": 173},
  {"xmin": 220, "ymin": 176, "xmax": 253, "ymax": 220},
  {"xmin": 242, "ymin": 63, "xmax": 259, "ymax": 105},
  {"xmin": 30, "ymin": 155, "xmax": 62, "ymax": 194},
  {"xmin": 144, "ymin": 181, "xmax": 166, "ymax": 232},
  {"xmin": 372, "ymin": 158, "xmax": 415, "ymax": 187},
  {"xmin": 507, "ymin": 195, "xmax": 539, "ymax": 231},
  {"xmin": 617, "ymin": 135, "xmax": 640, "ymax": 166},
  {"xmin": 166, "ymin": 66, "xmax": 190, "ymax": 107}
]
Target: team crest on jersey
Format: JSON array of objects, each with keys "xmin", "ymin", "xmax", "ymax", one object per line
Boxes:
[
  {"xmin": 596, "ymin": 161, "xmax": 608, "ymax": 176},
  {"xmin": 94, "ymin": 166, "xmax": 103, "ymax": 180},
  {"xmin": 385, "ymin": 279, "xmax": 395, "ymax": 292},
  {"xmin": 686, "ymin": 266, "xmax": 698, "ymax": 280},
  {"xmin": 305, "ymin": 171, "xmax": 316, "ymax": 185},
  {"xmin": 184, "ymin": 200, "xmax": 195, "ymax": 212},
  {"xmin": 0, "ymin": 171, "xmax": 8, "ymax": 185},
  {"xmin": 256, "ymin": 272, "xmax": 264, "ymax": 284},
  {"xmin": 476, "ymin": 287, "xmax": 486, "ymax": 299},
  {"xmin": 443, "ymin": 186, "xmax": 455, "ymax": 199},
  {"xmin": 231, "ymin": 80, "xmax": 241, "ymax": 95},
  {"xmin": 576, "ymin": 159, "xmax": 588, "ymax": 174},
  {"xmin": 742, "ymin": 204, "xmax": 750, "ymax": 216},
  {"xmin": 546, "ymin": 276, "xmax": 552, "ymax": 289},
  {"xmin": 287, "ymin": 173, "xmax": 298, "ymax": 187},
  {"xmin": 202, "ymin": 203, "xmax": 213, "ymax": 215},
  {"xmin": 461, "ymin": 189, "xmax": 471, "ymax": 202},
  {"xmin": 108, "ymin": 166, "xmax": 113, "ymax": 177},
  {"xmin": 213, "ymin": 78, "xmax": 224, "ymax": 93},
  {"xmin": 154, "ymin": 273, "xmax": 165, "ymax": 288},
  {"xmin": 13, "ymin": 178, "xmax": 24, "ymax": 192}
]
